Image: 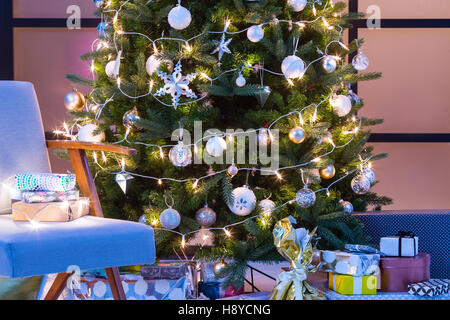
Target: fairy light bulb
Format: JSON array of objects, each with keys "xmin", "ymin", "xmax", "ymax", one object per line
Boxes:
[
  {"xmin": 117, "ymin": 77, "xmax": 121, "ymax": 86},
  {"xmin": 312, "ymin": 157, "xmax": 321, "ymax": 163},
  {"xmin": 193, "ymin": 179, "xmax": 199, "ymax": 189},
  {"xmin": 151, "ymin": 220, "xmax": 158, "ymax": 226},
  {"xmin": 338, "ymin": 41, "xmax": 349, "ymax": 50},
  {"xmin": 159, "ymin": 147, "xmax": 164, "ymax": 159},
  {"xmin": 101, "ymin": 151, "xmax": 107, "ymax": 163},
  {"xmin": 287, "ymin": 79, "xmax": 294, "ymax": 86},
  {"xmin": 312, "ymin": 108, "xmax": 318, "ymax": 122},
  {"xmin": 121, "ymin": 157, "xmax": 125, "ymax": 171},
  {"xmin": 298, "ymin": 112, "xmax": 304, "ymax": 126},
  {"xmin": 223, "ymin": 228, "xmax": 231, "ymax": 237},
  {"xmin": 113, "ymin": 11, "xmax": 119, "ymax": 24},
  {"xmin": 90, "ymin": 61, "xmax": 95, "ymax": 73},
  {"xmin": 158, "ymin": 179, "xmax": 162, "ymax": 185},
  {"xmin": 225, "ymin": 19, "xmax": 231, "ymax": 28},
  {"xmin": 152, "ymin": 43, "xmax": 158, "ymax": 54},
  {"xmin": 116, "ymin": 30, "xmax": 124, "ymax": 35},
  {"xmin": 181, "ymin": 235, "xmax": 186, "ymax": 248},
  {"xmin": 93, "ymin": 152, "xmax": 98, "ymax": 163},
  {"xmin": 312, "ymin": 5, "xmax": 317, "ymax": 16},
  {"xmin": 275, "ymin": 171, "xmax": 282, "ymax": 180},
  {"xmin": 185, "ymin": 43, "xmax": 192, "ymax": 52}
]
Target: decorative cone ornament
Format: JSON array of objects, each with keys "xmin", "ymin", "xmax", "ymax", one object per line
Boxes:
[{"xmin": 115, "ymin": 172, "xmax": 134, "ymax": 194}]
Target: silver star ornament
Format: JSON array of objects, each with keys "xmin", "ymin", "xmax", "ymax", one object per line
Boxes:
[{"xmin": 211, "ymin": 34, "xmax": 232, "ymax": 63}]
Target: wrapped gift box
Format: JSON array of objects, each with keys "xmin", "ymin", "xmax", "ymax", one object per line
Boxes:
[
  {"xmin": 69, "ymin": 273, "xmax": 188, "ymax": 300},
  {"xmin": 380, "ymin": 232, "xmax": 418, "ymax": 257},
  {"xmin": 320, "ymin": 250, "xmax": 380, "ymax": 276},
  {"xmin": 140, "ymin": 261, "xmax": 189, "ymax": 280},
  {"xmin": 21, "ymin": 190, "xmax": 79, "ymax": 203},
  {"xmin": 408, "ymin": 279, "xmax": 450, "ymax": 297},
  {"xmin": 380, "ymin": 252, "xmax": 430, "ymax": 292},
  {"xmin": 328, "ymin": 273, "xmax": 377, "ymax": 295},
  {"xmin": 11, "ymin": 198, "xmax": 89, "ymax": 222},
  {"xmin": 198, "ymin": 281, "xmax": 244, "ymax": 300},
  {"xmin": 353, "ymin": 210, "xmax": 450, "ymax": 279}
]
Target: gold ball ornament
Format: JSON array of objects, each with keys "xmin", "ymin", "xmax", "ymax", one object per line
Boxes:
[
  {"xmin": 213, "ymin": 260, "xmax": 227, "ymax": 276},
  {"xmin": 319, "ymin": 165, "xmax": 336, "ymax": 179},
  {"xmin": 64, "ymin": 89, "xmax": 85, "ymax": 111},
  {"xmin": 289, "ymin": 126, "xmax": 306, "ymax": 144}
]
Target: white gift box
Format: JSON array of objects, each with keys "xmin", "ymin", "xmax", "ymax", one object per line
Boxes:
[{"xmin": 380, "ymin": 236, "xmax": 418, "ymax": 257}]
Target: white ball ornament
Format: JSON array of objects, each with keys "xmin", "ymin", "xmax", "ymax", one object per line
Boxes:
[
  {"xmin": 105, "ymin": 60, "xmax": 117, "ymax": 78},
  {"xmin": 322, "ymin": 56, "xmax": 337, "ymax": 73},
  {"xmin": 247, "ymin": 25, "xmax": 264, "ymax": 43},
  {"xmin": 288, "ymin": 0, "xmax": 307, "ymax": 12},
  {"xmin": 236, "ymin": 74, "xmax": 246, "ymax": 87},
  {"xmin": 258, "ymin": 199, "xmax": 275, "ymax": 216},
  {"xmin": 351, "ymin": 175, "xmax": 371, "ymax": 195},
  {"xmin": 296, "ymin": 187, "xmax": 316, "ymax": 208},
  {"xmin": 168, "ymin": 5, "xmax": 192, "ymax": 30},
  {"xmin": 228, "ymin": 185, "xmax": 257, "ymax": 216},
  {"xmin": 329, "ymin": 95, "xmax": 352, "ymax": 117},
  {"xmin": 160, "ymin": 207, "xmax": 181, "ymax": 229},
  {"xmin": 169, "ymin": 141, "xmax": 192, "ymax": 167},
  {"xmin": 281, "ymin": 55, "xmax": 306, "ymax": 79},
  {"xmin": 352, "ymin": 51, "xmax": 369, "ymax": 71},
  {"xmin": 145, "ymin": 55, "xmax": 173, "ymax": 76},
  {"xmin": 206, "ymin": 136, "xmax": 227, "ymax": 157},
  {"xmin": 77, "ymin": 123, "xmax": 105, "ymax": 143}
]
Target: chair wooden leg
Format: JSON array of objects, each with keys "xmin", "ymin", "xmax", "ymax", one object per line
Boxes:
[
  {"xmin": 105, "ymin": 267, "xmax": 126, "ymax": 300},
  {"xmin": 44, "ymin": 272, "xmax": 72, "ymax": 300}
]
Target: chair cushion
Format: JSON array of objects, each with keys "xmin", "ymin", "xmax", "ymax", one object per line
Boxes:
[
  {"xmin": 0, "ymin": 81, "xmax": 50, "ymax": 212},
  {"xmin": 0, "ymin": 215, "xmax": 155, "ymax": 278}
]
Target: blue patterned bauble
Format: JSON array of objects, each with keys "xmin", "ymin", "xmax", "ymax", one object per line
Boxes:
[
  {"xmin": 169, "ymin": 141, "xmax": 192, "ymax": 167},
  {"xmin": 97, "ymin": 22, "xmax": 110, "ymax": 38},
  {"xmin": 92, "ymin": 0, "xmax": 104, "ymax": 8},
  {"xmin": 340, "ymin": 200, "xmax": 354, "ymax": 214},
  {"xmin": 228, "ymin": 185, "xmax": 256, "ymax": 216},
  {"xmin": 361, "ymin": 167, "xmax": 375, "ymax": 184},
  {"xmin": 296, "ymin": 187, "xmax": 316, "ymax": 208},
  {"xmin": 160, "ymin": 207, "xmax": 181, "ymax": 229},
  {"xmin": 351, "ymin": 175, "xmax": 370, "ymax": 194}
]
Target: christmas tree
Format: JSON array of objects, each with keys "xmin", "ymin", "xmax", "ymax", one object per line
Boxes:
[{"xmin": 64, "ymin": 0, "xmax": 392, "ymax": 288}]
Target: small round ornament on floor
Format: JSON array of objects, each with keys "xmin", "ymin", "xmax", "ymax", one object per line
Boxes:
[
  {"xmin": 329, "ymin": 94, "xmax": 352, "ymax": 117},
  {"xmin": 351, "ymin": 175, "xmax": 370, "ymax": 194},
  {"xmin": 168, "ymin": 4, "xmax": 191, "ymax": 30},
  {"xmin": 258, "ymin": 198, "xmax": 275, "ymax": 216},
  {"xmin": 339, "ymin": 200, "xmax": 354, "ymax": 214},
  {"xmin": 206, "ymin": 136, "xmax": 227, "ymax": 157},
  {"xmin": 296, "ymin": 187, "xmax": 316, "ymax": 208},
  {"xmin": 352, "ymin": 50, "xmax": 369, "ymax": 71},
  {"xmin": 64, "ymin": 89, "xmax": 85, "ymax": 111},
  {"xmin": 122, "ymin": 107, "xmax": 140, "ymax": 129},
  {"xmin": 227, "ymin": 164, "xmax": 238, "ymax": 177},
  {"xmin": 160, "ymin": 207, "xmax": 181, "ymax": 229},
  {"xmin": 169, "ymin": 141, "xmax": 192, "ymax": 167},
  {"xmin": 77, "ymin": 123, "xmax": 105, "ymax": 143},
  {"xmin": 228, "ymin": 185, "xmax": 256, "ymax": 216},
  {"xmin": 195, "ymin": 203, "xmax": 216, "ymax": 227},
  {"xmin": 235, "ymin": 74, "xmax": 246, "ymax": 87},
  {"xmin": 322, "ymin": 56, "xmax": 337, "ymax": 73},
  {"xmin": 247, "ymin": 25, "xmax": 264, "ymax": 43},
  {"xmin": 287, "ymin": 0, "xmax": 307, "ymax": 12},
  {"xmin": 146, "ymin": 55, "xmax": 173, "ymax": 76},
  {"xmin": 281, "ymin": 55, "xmax": 306, "ymax": 79},
  {"xmin": 319, "ymin": 164, "xmax": 336, "ymax": 180},
  {"xmin": 361, "ymin": 167, "xmax": 375, "ymax": 184},
  {"xmin": 289, "ymin": 126, "xmax": 306, "ymax": 144},
  {"xmin": 213, "ymin": 260, "xmax": 227, "ymax": 276}
]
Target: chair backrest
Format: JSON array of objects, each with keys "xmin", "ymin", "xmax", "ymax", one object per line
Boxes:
[{"xmin": 0, "ymin": 81, "xmax": 50, "ymax": 212}]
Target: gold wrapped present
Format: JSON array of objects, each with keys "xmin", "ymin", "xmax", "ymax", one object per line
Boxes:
[
  {"xmin": 12, "ymin": 198, "xmax": 90, "ymax": 222},
  {"xmin": 269, "ymin": 216, "xmax": 326, "ymax": 300},
  {"xmin": 328, "ymin": 273, "xmax": 377, "ymax": 295}
]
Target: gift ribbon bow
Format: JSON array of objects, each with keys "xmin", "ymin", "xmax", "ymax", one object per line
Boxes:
[
  {"xmin": 274, "ymin": 267, "xmax": 307, "ymax": 300},
  {"xmin": 395, "ymin": 230, "xmax": 417, "ymax": 256}
]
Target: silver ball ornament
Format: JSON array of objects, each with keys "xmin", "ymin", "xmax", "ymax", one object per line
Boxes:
[
  {"xmin": 160, "ymin": 207, "xmax": 181, "ymax": 229},
  {"xmin": 169, "ymin": 141, "xmax": 192, "ymax": 167},
  {"xmin": 228, "ymin": 185, "xmax": 256, "ymax": 216},
  {"xmin": 206, "ymin": 136, "xmax": 227, "ymax": 157},
  {"xmin": 287, "ymin": 0, "xmax": 307, "ymax": 12},
  {"xmin": 281, "ymin": 55, "xmax": 306, "ymax": 79},
  {"xmin": 296, "ymin": 187, "xmax": 316, "ymax": 208},
  {"xmin": 352, "ymin": 51, "xmax": 369, "ymax": 71},
  {"xmin": 195, "ymin": 205, "xmax": 217, "ymax": 227},
  {"xmin": 351, "ymin": 175, "xmax": 371, "ymax": 194},
  {"xmin": 122, "ymin": 107, "xmax": 140, "ymax": 129},
  {"xmin": 340, "ymin": 200, "xmax": 354, "ymax": 214},
  {"xmin": 168, "ymin": 5, "xmax": 191, "ymax": 30},
  {"xmin": 258, "ymin": 128, "xmax": 271, "ymax": 147},
  {"xmin": 227, "ymin": 164, "xmax": 239, "ymax": 177},
  {"xmin": 105, "ymin": 60, "xmax": 117, "ymax": 78},
  {"xmin": 77, "ymin": 123, "xmax": 105, "ymax": 143},
  {"xmin": 361, "ymin": 167, "xmax": 375, "ymax": 184},
  {"xmin": 146, "ymin": 54, "xmax": 173, "ymax": 76},
  {"xmin": 289, "ymin": 126, "xmax": 306, "ymax": 144},
  {"xmin": 247, "ymin": 25, "xmax": 264, "ymax": 43},
  {"xmin": 138, "ymin": 214, "xmax": 148, "ymax": 224},
  {"xmin": 319, "ymin": 165, "xmax": 336, "ymax": 180},
  {"xmin": 259, "ymin": 199, "xmax": 275, "ymax": 216},
  {"xmin": 322, "ymin": 56, "xmax": 337, "ymax": 73},
  {"xmin": 236, "ymin": 74, "xmax": 246, "ymax": 87},
  {"xmin": 329, "ymin": 95, "xmax": 352, "ymax": 117},
  {"xmin": 213, "ymin": 260, "xmax": 227, "ymax": 276},
  {"xmin": 64, "ymin": 89, "xmax": 85, "ymax": 111}
]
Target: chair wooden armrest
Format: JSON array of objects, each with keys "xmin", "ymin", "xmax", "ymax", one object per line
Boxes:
[
  {"xmin": 44, "ymin": 139, "xmax": 135, "ymax": 300},
  {"xmin": 46, "ymin": 140, "xmax": 136, "ymax": 218}
]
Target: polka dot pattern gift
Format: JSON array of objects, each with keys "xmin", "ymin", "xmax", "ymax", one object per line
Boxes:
[
  {"xmin": 320, "ymin": 250, "xmax": 380, "ymax": 277},
  {"xmin": 14, "ymin": 173, "xmax": 76, "ymax": 192}
]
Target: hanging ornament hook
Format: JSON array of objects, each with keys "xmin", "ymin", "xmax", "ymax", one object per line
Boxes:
[{"xmin": 164, "ymin": 192, "xmax": 175, "ymax": 208}]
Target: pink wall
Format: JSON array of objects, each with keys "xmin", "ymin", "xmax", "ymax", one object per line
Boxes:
[{"xmin": 11, "ymin": 1, "xmax": 450, "ymax": 210}]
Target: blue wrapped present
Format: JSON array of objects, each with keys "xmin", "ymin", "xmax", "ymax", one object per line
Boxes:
[{"xmin": 354, "ymin": 210, "xmax": 450, "ymax": 279}]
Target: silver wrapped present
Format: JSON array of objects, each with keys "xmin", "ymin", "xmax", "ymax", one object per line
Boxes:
[{"xmin": 320, "ymin": 250, "xmax": 380, "ymax": 276}]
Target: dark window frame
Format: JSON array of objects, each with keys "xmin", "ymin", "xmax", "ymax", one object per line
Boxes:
[{"xmin": 1, "ymin": 0, "xmax": 448, "ymax": 142}]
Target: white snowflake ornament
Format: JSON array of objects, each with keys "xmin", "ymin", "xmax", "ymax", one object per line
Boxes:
[{"xmin": 154, "ymin": 60, "xmax": 197, "ymax": 109}]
